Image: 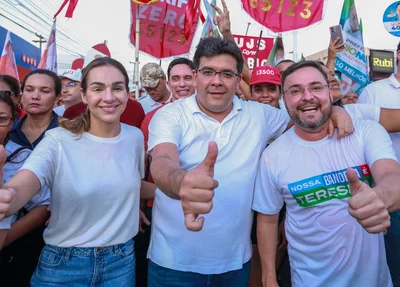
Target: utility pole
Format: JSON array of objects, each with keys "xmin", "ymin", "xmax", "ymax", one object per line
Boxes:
[
  {"xmin": 33, "ymin": 33, "xmax": 46, "ymax": 54},
  {"xmin": 129, "ymin": 61, "xmax": 135, "ymax": 82}
]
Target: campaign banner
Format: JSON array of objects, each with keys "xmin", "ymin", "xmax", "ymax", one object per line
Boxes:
[
  {"xmin": 130, "ymin": 1, "xmax": 199, "ymax": 59},
  {"xmin": 335, "ymin": 0, "xmax": 369, "ymax": 95},
  {"xmin": 383, "ymin": 1, "xmax": 400, "ymax": 37},
  {"xmin": 242, "ymin": 0, "xmax": 324, "ymax": 33},
  {"xmin": 232, "ymin": 34, "xmax": 274, "ymax": 69}
]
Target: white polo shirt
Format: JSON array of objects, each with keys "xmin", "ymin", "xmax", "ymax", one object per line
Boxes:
[
  {"xmin": 358, "ymin": 74, "xmax": 400, "ymax": 160},
  {"xmin": 147, "ymin": 95, "xmax": 290, "ymax": 274},
  {"xmin": 138, "ymin": 93, "xmax": 172, "ymax": 114}
]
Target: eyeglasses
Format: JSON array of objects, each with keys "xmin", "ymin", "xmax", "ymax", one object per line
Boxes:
[
  {"xmin": 0, "ymin": 91, "xmax": 16, "ymax": 97},
  {"xmin": 283, "ymin": 84, "xmax": 329, "ymax": 97},
  {"xmin": 0, "ymin": 116, "xmax": 13, "ymax": 127},
  {"xmin": 61, "ymin": 82, "xmax": 79, "ymax": 89},
  {"xmin": 197, "ymin": 68, "xmax": 239, "ymax": 82}
]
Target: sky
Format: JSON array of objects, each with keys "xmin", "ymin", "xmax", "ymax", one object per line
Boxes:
[{"xmin": 1, "ymin": 0, "xmax": 400, "ymax": 80}]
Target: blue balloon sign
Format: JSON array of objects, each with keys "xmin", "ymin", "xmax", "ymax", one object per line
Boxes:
[{"xmin": 383, "ymin": 1, "xmax": 400, "ymax": 37}]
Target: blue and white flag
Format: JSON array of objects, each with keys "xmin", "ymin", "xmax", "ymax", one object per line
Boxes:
[
  {"xmin": 200, "ymin": 0, "xmax": 220, "ymax": 39},
  {"xmin": 335, "ymin": 0, "xmax": 369, "ymax": 95}
]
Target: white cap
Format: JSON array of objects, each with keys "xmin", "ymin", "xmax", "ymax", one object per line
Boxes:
[
  {"xmin": 59, "ymin": 69, "xmax": 82, "ymax": 82},
  {"xmin": 129, "ymin": 84, "xmax": 136, "ymax": 93}
]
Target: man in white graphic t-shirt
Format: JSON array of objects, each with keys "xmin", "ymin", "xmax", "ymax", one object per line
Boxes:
[{"xmin": 253, "ymin": 61, "xmax": 400, "ymax": 287}]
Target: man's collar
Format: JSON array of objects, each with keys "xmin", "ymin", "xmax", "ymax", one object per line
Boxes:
[
  {"xmin": 388, "ymin": 73, "xmax": 400, "ymax": 88},
  {"xmin": 187, "ymin": 94, "xmax": 243, "ymax": 117},
  {"xmin": 149, "ymin": 93, "xmax": 172, "ymax": 107}
]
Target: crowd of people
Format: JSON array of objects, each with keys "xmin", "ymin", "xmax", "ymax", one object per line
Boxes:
[{"xmin": 0, "ymin": 1, "xmax": 399, "ymax": 287}]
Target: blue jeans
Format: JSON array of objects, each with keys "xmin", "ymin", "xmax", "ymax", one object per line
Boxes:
[
  {"xmin": 148, "ymin": 260, "xmax": 251, "ymax": 287},
  {"xmin": 386, "ymin": 211, "xmax": 400, "ymax": 287},
  {"xmin": 31, "ymin": 239, "xmax": 135, "ymax": 287}
]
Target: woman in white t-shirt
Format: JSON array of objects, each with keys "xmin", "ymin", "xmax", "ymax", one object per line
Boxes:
[
  {"xmin": 0, "ymin": 91, "xmax": 50, "ymax": 244},
  {"xmin": 0, "ymin": 57, "xmax": 154, "ymax": 286}
]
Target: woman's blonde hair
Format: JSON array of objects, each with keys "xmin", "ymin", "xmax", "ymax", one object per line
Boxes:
[{"xmin": 59, "ymin": 57, "xmax": 130, "ymax": 135}]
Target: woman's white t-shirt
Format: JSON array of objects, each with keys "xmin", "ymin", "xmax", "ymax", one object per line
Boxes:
[{"xmin": 22, "ymin": 124, "xmax": 144, "ymax": 247}]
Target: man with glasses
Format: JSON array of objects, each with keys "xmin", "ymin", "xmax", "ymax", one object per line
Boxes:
[
  {"xmin": 138, "ymin": 63, "xmax": 171, "ymax": 114},
  {"xmin": 147, "ymin": 38, "xmax": 352, "ymax": 287},
  {"xmin": 54, "ymin": 69, "xmax": 82, "ymax": 116},
  {"xmin": 253, "ymin": 61, "xmax": 400, "ymax": 287}
]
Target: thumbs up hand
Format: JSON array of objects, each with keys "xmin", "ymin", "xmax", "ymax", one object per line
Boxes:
[
  {"xmin": 346, "ymin": 168, "xmax": 390, "ymax": 234},
  {"xmin": 0, "ymin": 146, "xmax": 16, "ymax": 220},
  {"xmin": 180, "ymin": 142, "xmax": 219, "ymax": 232}
]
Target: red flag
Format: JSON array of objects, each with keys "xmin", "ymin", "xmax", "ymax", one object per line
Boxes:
[
  {"xmin": 54, "ymin": 0, "xmax": 79, "ymax": 18},
  {"xmin": 130, "ymin": 2, "xmax": 199, "ymax": 59},
  {"xmin": 38, "ymin": 21, "xmax": 57, "ymax": 73},
  {"xmin": 131, "ymin": 0, "xmax": 159, "ymax": 3},
  {"xmin": 0, "ymin": 31, "xmax": 19, "ymax": 82},
  {"xmin": 184, "ymin": 0, "xmax": 201, "ymax": 40},
  {"xmin": 242, "ymin": 0, "xmax": 324, "ymax": 33},
  {"xmin": 200, "ymin": 11, "xmax": 206, "ymax": 23}
]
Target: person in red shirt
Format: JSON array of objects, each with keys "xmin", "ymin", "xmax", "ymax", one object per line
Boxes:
[{"xmin": 63, "ymin": 97, "xmax": 145, "ymax": 128}]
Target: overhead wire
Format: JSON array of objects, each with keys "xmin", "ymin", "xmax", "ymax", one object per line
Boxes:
[
  {"xmin": 0, "ymin": 10, "xmax": 84, "ymax": 58},
  {"xmin": 2, "ymin": 0, "xmax": 88, "ymax": 56},
  {"xmin": 19, "ymin": 0, "xmax": 91, "ymax": 49}
]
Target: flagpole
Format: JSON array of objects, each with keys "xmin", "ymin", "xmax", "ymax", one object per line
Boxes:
[
  {"xmin": 254, "ymin": 30, "xmax": 263, "ymax": 67},
  {"xmin": 135, "ymin": 4, "xmax": 140, "ymax": 100},
  {"xmin": 293, "ymin": 31, "xmax": 298, "ymax": 62}
]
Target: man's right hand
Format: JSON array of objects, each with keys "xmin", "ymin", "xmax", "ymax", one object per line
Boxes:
[
  {"xmin": 180, "ymin": 142, "xmax": 219, "ymax": 232},
  {"xmin": 0, "ymin": 146, "xmax": 16, "ymax": 220}
]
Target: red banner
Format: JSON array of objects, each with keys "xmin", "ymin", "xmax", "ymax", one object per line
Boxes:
[
  {"xmin": 130, "ymin": 2, "xmax": 199, "ymax": 59},
  {"xmin": 242, "ymin": 0, "xmax": 324, "ymax": 33},
  {"xmin": 232, "ymin": 34, "xmax": 274, "ymax": 69}
]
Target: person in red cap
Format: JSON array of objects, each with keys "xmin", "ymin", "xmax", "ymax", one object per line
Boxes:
[
  {"xmin": 250, "ymin": 66, "xmax": 282, "ymax": 108},
  {"xmin": 249, "ymin": 65, "xmax": 291, "ymax": 287}
]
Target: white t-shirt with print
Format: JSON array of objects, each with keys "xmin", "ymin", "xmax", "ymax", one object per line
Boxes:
[
  {"xmin": 147, "ymin": 95, "xmax": 290, "ymax": 274},
  {"xmin": 0, "ymin": 140, "xmax": 51, "ymax": 229},
  {"xmin": 22, "ymin": 124, "xmax": 144, "ymax": 247},
  {"xmin": 252, "ymin": 120, "xmax": 395, "ymax": 287}
]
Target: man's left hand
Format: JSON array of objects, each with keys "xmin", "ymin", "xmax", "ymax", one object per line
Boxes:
[{"xmin": 347, "ymin": 168, "xmax": 391, "ymax": 234}]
